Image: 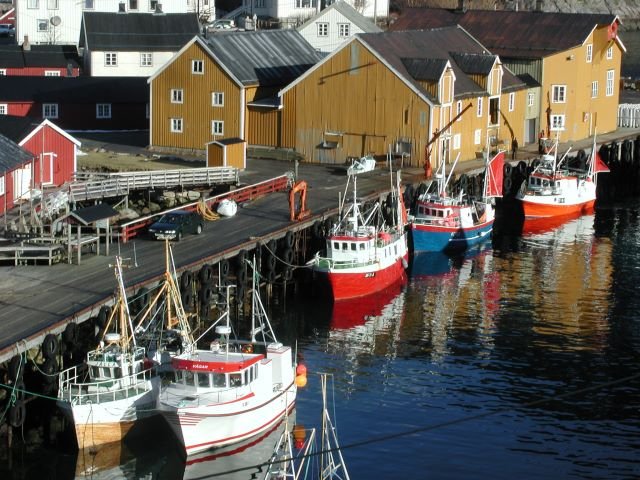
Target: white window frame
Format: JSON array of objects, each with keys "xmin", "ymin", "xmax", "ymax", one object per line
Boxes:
[
  {"xmin": 591, "ymin": 81, "xmax": 598, "ymax": 98},
  {"xmin": 317, "ymin": 23, "xmax": 328, "ymax": 37},
  {"xmin": 0, "ymin": 104, "xmax": 7, "ymax": 115},
  {"xmin": 552, "ymin": 85, "xmax": 566, "ymax": 103},
  {"xmin": 606, "ymin": 70, "xmax": 614, "ymax": 96},
  {"xmin": 44, "ymin": 70, "xmax": 60, "ymax": 77},
  {"xmin": 508, "ymin": 92, "xmax": 515, "ymax": 112},
  {"xmin": 453, "ymin": 133, "xmax": 461, "ymax": 150},
  {"xmin": 212, "ymin": 120, "xmax": 224, "ymax": 136},
  {"xmin": 96, "ymin": 103, "xmax": 111, "ymax": 119},
  {"xmin": 474, "ymin": 129, "xmax": 481, "ymax": 145},
  {"xmin": 212, "ymin": 92, "xmax": 224, "ymax": 107},
  {"xmin": 37, "ymin": 19, "xmax": 49, "ymax": 32},
  {"xmin": 586, "ymin": 44, "xmax": 592, "ymax": 63},
  {"xmin": 550, "ymin": 114, "xmax": 565, "ymax": 131},
  {"xmin": 43, "ymin": 103, "xmax": 58, "ymax": 119},
  {"xmin": 105, "ymin": 52, "xmax": 117, "ymax": 67},
  {"xmin": 527, "ymin": 92, "xmax": 534, "ymax": 107},
  {"xmin": 27, "ymin": 0, "xmax": 38, "ymax": 8},
  {"xmin": 456, "ymin": 100, "xmax": 462, "ymax": 121},
  {"xmin": 192, "ymin": 60, "xmax": 204, "ymax": 74},
  {"xmin": 140, "ymin": 53, "xmax": 152, "ymax": 67},
  {"xmin": 606, "ymin": 46, "xmax": 613, "ymax": 60},
  {"xmin": 171, "ymin": 89, "xmax": 183, "ymax": 104},
  {"xmin": 0, "ymin": 176, "xmax": 4, "ymax": 196},
  {"xmin": 476, "ymin": 97, "xmax": 483, "ymax": 117},
  {"xmin": 338, "ymin": 23, "xmax": 350, "ymax": 37},
  {"xmin": 170, "ymin": 118, "xmax": 183, "ymax": 133}
]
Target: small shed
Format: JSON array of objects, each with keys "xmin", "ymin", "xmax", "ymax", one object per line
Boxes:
[
  {"xmin": 64, "ymin": 203, "xmax": 118, "ymax": 264},
  {"xmin": 206, "ymin": 138, "xmax": 246, "ymax": 169}
]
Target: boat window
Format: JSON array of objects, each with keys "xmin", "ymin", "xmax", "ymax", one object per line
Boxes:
[
  {"xmin": 244, "ymin": 369, "xmax": 249, "ymax": 385},
  {"xmin": 555, "ymin": 182, "xmax": 560, "ymax": 188},
  {"xmin": 437, "ymin": 210, "xmax": 443, "ymax": 217},
  {"xmin": 351, "ymin": 243, "xmax": 356, "ymax": 251},
  {"xmin": 185, "ymin": 371, "xmax": 195, "ymax": 387},
  {"xmin": 394, "ymin": 245, "xmax": 398, "ymax": 255},
  {"xmin": 543, "ymin": 180, "xmax": 549, "ymax": 187},
  {"xmin": 254, "ymin": 364, "xmax": 258, "ymax": 380},
  {"xmin": 198, "ymin": 373, "xmax": 210, "ymax": 388},
  {"xmin": 359, "ymin": 243, "xmax": 365, "ymax": 250},
  {"xmin": 212, "ymin": 373, "xmax": 226, "ymax": 388},
  {"xmin": 230, "ymin": 373, "xmax": 242, "ymax": 387},
  {"xmin": 114, "ymin": 367, "xmax": 121, "ymax": 378},
  {"xmin": 92, "ymin": 366, "xmax": 100, "ymax": 378},
  {"xmin": 174, "ymin": 371, "xmax": 182, "ymax": 383},
  {"xmin": 333, "ymin": 241, "xmax": 339, "ymax": 249},
  {"xmin": 342, "ymin": 242, "xmax": 348, "ymax": 251}
]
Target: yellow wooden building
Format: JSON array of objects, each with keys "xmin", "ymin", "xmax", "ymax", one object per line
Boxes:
[
  {"xmin": 390, "ymin": 9, "xmax": 625, "ymax": 145},
  {"xmin": 147, "ymin": 30, "xmax": 323, "ymax": 156},
  {"xmin": 279, "ymin": 26, "xmax": 529, "ymax": 168}
]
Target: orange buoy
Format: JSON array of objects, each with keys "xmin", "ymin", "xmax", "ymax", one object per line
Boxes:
[
  {"xmin": 296, "ymin": 364, "xmax": 307, "ymax": 376},
  {"xmin": 295, "ymin": 374, "xmax": 307, "ymax": 388},
  {"xmin": 293, "ymin": 424, "xmax": 306, "ymax": 441}
]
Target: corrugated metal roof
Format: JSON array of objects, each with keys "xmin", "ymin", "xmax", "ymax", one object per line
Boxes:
[
  {"xmin": 80, "ymin": 12, "xmax": 200, "ymax": 51},
  {"xmin": 203, "ymin": 30, "xmax": 323, "ymax": 87},
  {"xmin": 390, "ymin": 8, "xmax": 618, "ymax": 58},
  {"xmin": 0, "ymin": 132, "xmax": 33, "ymax": 174},
  {"xmin": 0, "ymin": 76, "xmax": 148, "ymax": 103},
  {"xmin": 0, "ymin": 44, "xmax": 81, "ymax": 69},
  {"xmin": 297, "ymin": 1, "xmax": 382, "ymax": 34}
]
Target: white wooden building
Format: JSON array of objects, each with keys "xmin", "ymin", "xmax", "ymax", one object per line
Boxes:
[
  {"xmin": 15, "ymin": 0, "xmax": 213, "ymax": 46},
  {"xmin": 297, "ymin": 1, "xmax": 381, "ymax": 53}
]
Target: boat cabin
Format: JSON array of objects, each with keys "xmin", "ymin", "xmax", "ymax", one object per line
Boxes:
[
  {"xmin": 327, "ymin": 227, "xmax": 400, "ymax": 265},
  {"xmin": 86, "ymin": 336, "xmax": 146, "ymax": 382}
]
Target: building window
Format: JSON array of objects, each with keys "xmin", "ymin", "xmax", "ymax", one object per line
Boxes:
[
  {"xmin": 508, "ymin": 92, "xmax": 515, "ymax": 112},
  {"xmin": 456, "ymin": 100, "xmax": 462, "ymax": 121},
  {"xmin": 606, "ymin": 70, "xmax": 614, "ymax": 96},
  {"xmin": 453, "ymin": 134, "xmax": 461, "ymax": 150},
  {"xmin": 96, "ymin": 103, "xmax": 111, "ymax": 119},
  {"xmin": 171, "ymin": 89, "xmax": 183, "ymax": 104},
  {"xmin": 586, "ymin": 44, "xmax": 592, "ymax": 63},
  {"xmin": 0, "ymin": 104, "xmax": 7, "ymax": 115},
  {"xmin": 192, "ymin": 60, "xmax": 204, "ymax": 74},
  {"xmin": 476, "ymin": 97, "xmax": 483, "ymax": 117},
  {"xmin": 212, "ymin": 120, "xmax": 224, "ymax": 135},
  {"xmin": 489, "ymin": 98, "xmax": 499, "ymax": 126},
  {"xmin": 474, "ymin": 129, "xmax": 481, "ymax": 145},
  {"xmin": 105, "ymin": 52, "xmax": 117, "ymax": 66},
  {"xmin": 48, "ymin": 0, "xmax": 58, "ymax": 8},
  {"xmin": 527, "ymin": 92, "xmax": 534, "ymax": 107},
  {"xmin": 592, "ymin": 81, "xmax": 598, "ymax": 98},
  {"xmin": 44, "ymin": 70, "xmax": 60, "ymax": 77},
  {"xmin": 37, "ymin": 19, "xmax": 49, "ymax": 32},
  {"xmin": 140, "ymin": 53, "xmax": 152, "ymax": 67},
  {"xmin": 317, "ymin": 23, "xmax": 328, "ymax": 36},
  {"xmin": 84, "ymin": 0, "xmax": 94, "ymax": 8},
  {"xmin": 27, "ymin": 0, "xmax": 38, "ymax": 8},
  {"xmin": 129, "ymin": 0, "xmax": 138, "ymax": 9},
  {"xmin": 338, "ymin": 23, "xmax": 350, "ymax": 37},
  {"xmin": 170, "ymin": 118, "xmax": 183, "ymax": 133},
  {"xmin": 150, "ymin": 0, "xmax": 157, "ymax": 10},
  {"xmin": 295, "ymin": 0, "xmax": 317, "ymax": 7},
  {"xmin": 212, "ymin": 92, "xmax": 224, "ymax": 107},
  {"xmin": 550, "ymin": 114, "xmax": 565, "ymax": 131},
  {"xmin": 43, "ymin": 103, "xmax": 58, "ymax": 119},
  {"xmin": 552, "ymin": 85, "xmax": 566, "ymax": 103},
  {"xmin": 607, "ymin": 46, "xmax": 613, "ymax": 60}
]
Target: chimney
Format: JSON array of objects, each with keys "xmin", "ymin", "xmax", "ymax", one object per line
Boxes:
[
  {"xmin": 154, "ymin": 3, "xmax": 163, "ymax": 14},
  {"xmin": 118, "ymin": 2, "xmax": 126, "ymax": 13},
  {"xmin": 22, "ymin": 35, "xmax": 30, "ymax": 51}
]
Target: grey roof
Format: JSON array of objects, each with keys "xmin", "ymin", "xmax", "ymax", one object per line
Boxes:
[
  {"xmin": 401, "ymin": 58, "xmax": 447, "ymax": 81},
  {"xmin": 297, "ymin": 1, "xmax": 382, "ymax": 34},
  {"xmin": 0, "ymin": 44, "xmax": 81, "ymax": 69},
  {"xmin": 69, "ymin": 204, "xmax": 119, "ymax": 225},
  {"xmin": 202, "ymin": 30, "xmax": 323, "ymax": 87},
  {"xmin": 0, "ymin": 132, "xmax": 33, "ymax": 174},
  {"xmin": 80, "ymin": 12, "xmax": 200, "ymax": 51},
  {"xmin": 0, "ymin": 115, "xmax": 38, "ymax": 143},
  {"xmin": 450, "ymin": 52, "xmax": 496, "ymax": 75}
]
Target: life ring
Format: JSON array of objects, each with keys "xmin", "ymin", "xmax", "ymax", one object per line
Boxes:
[
  {"xmin": 199, "ymin": 264, "xmax": 214, "ymax": 284},
  {"xmin": 199, "ymin": 285, "xmax": 214, "ymax": 305},
  {"xmin": 42, "ymin": 333, "xmax": 59, "ymax": 359},
  {"xmin": 267, "ymin": 269, "xmax": 277, "ymax": 284},
  {"xmin": 8, "ymin": 355, "xmax": 23, "ymax": 381},
  {"xmin": 8, "ymin": 401, "xmax": 26, "ymax": 428},
  {"xmin": 219, "ymin": 259, "xmax": 230, "ymax": 278},
  {"xmin": 62, "ymin": 322, "xmax": 79, "ymax": 345},
  {"xmin": 282, "ymin": 248, "xmax": 293, "ymax": 265},
  {"xmin": 180, "ymin": 271, "xmax": 193, "ymax": 291},
  {"xmin": 284, "ymin": 231, "xmax": 294, "ymax": 249},
  {"xmin": 181, "ymin": 291, "xmax": 194, "ymax": 312},
  {"xmin": 97, "ymin": 305, "xmax": 111, "ymax": 328}
]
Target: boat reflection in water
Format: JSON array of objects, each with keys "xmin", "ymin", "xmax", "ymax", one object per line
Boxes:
[{"xmin": 521, "ymin": 210, "xmax": 590, "ymax": 235}]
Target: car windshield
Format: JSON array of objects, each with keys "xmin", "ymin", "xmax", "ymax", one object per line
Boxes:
[{"xmin": 158, "ymin": 213, "xmax": 183, "ymax": 223}]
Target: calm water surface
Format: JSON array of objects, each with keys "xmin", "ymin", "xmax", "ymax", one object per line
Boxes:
[{"xmin": 3, "ymin": 199, "xmax": 640, "ymax": 479}]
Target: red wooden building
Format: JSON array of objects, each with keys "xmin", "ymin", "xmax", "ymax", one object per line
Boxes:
[
  {"xmin": 0, "ymin": 44, "xmax": 82, "ymax": 77},
  {"xmin": 0, "ymin": 132, "xmax": 36, "ymax": 213}
]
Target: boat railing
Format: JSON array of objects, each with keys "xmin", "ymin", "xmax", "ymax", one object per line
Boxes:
[
  {"xmin": 315, "ymin": 256, "xmax": 375, "ymax": 270},
  {"xmin": 58, "ymin": 364, "xmax": 154, "ymax": 405},
  {"xmin": 411, "ymin": 216, "xmax": 461, "ymax": 228}
]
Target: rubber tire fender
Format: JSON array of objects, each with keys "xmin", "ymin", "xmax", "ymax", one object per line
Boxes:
[
  {"xmin": 97, "ymin": 305, "xmax": 111, "ymax": 329},
  {"xmin": 284, "ymin": 231, "xmax": 294, "ymax": 249},
  {"xmin": 63, "ymin": 322, "xmax": 79, "ymax": 345},
  {"xmin": 42, "ymin": 357, "xmax": 58, "ymax": 384},
  {"xmin": 8, "ymin": 355, "xmax": 23, "ymax": 382},
  {"xmin": 8, "ymin": 401, "xmax": 26, "ymax": 428},
  {"xmin": 199, "ymin": 264, "xmax": 214, "ymax": 284},
  {"xmin": 42, "ymin": 333, "xmax": 59, "ymax": 359},
  {"xmin": 219, "ymin": 259, "xmax": 230, "ymax": 278},
  {"xmin": 282, "ymin": 248, "xmax": 293, "ymax": 265}
]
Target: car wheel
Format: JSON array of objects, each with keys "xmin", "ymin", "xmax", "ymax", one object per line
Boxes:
[
  {"xmin": 196, "ymin": 224, "xmax": 203, "ymax": 235},
  {"xmin": 177, "ymin": 231, "xmax": 183, "ymax": 241}
]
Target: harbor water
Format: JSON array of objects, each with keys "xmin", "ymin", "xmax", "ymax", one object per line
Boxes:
[{"xmin": 3, "ymin": 198, "xmax": 640, "ymax": 479}]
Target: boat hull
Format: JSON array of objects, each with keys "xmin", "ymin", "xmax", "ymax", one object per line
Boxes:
[
  {"xmin": 411, "ymin": 220, "xmax": 494, "ymax": 253},
  {"xmin": 520, "ymin": 198, "xmax": 595, "ymax": 219},
  {"xmin": 160, "ymin": 381, "xmax": 296, "ymax": 456},
  {"xmin": 58, "ymin": 376, "xmax": 160, "ymax": 449}
]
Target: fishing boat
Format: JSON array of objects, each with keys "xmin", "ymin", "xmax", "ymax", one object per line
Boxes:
[
  {"xmin": 57, "ymin": 256, "xmax": 160, "ymax": 449},
  {"xmin": 515, "ymin": 136, "xmax": 610, "ymax": 219},
  {"xmin": 310, "ymin": 167, "xmax": 409, "ymax": 301},
  {"xmin": 158, "ymin": 261, "xmax": 297, "ymax": 456},
  {"xmin": 409, "ymin": 151, "xmax": 504, "ymax": 253}
]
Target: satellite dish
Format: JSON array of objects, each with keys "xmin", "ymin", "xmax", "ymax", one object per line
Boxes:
[{"xmin": 50, "ymin": 16, "xmax": 62, "ymax": 26}]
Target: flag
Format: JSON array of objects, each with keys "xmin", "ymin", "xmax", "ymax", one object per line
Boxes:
[{"xmin": 593, "ymin": 152, "xmax": 610, "ymax": 174}]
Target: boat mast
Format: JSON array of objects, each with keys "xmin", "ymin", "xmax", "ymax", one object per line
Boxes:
[{"xmin": 112, "ymin": 255, "xmax": 135, "ymax": 352}]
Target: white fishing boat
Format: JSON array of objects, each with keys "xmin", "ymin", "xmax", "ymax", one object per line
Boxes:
[
  {"xmin": 57, "ymin": 256, "xmax": 160, "ymax": 449},
  {"xmin": 158, "ymin": 260, "xmax": 297, "ymax": 456}
]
